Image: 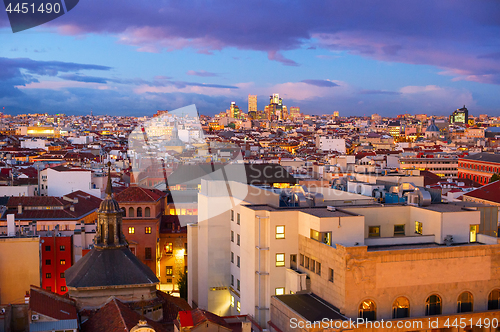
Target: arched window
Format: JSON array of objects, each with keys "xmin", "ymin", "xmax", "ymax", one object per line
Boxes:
[
  {"xmin": 145, "ymin": 207, "xmax": 151, "ymax": 217},
  {"xmin": 128, "ymin": 207, "xmax": 134, "ymax": 217},
  {"xmin": 137, "ymin": 207, "xmax": 143, "ymax": 217},
  {"xmin": 488, "ymin": 289, "xmax": 500, "ymax": 310},
  {"xmin": 457, "ymin": 291, "xmax": 473, "ymax": 313},
  {"xmin": 359, "ymin": 300, "xmax": 376, "ymax": 321},
  {"xmin": 425, "ymin": 295, "xmax": 442, "ymax": 316},
  {"xmin": 392, "ymin": 297, "xmax": 410, "ymax": 319}
]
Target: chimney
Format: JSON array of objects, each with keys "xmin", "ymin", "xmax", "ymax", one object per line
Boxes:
[
  {"xmin": 70, "ymin": 205, "xmax": 75, "ymax": 212},
  {"xmin": 18, "ymin": 204, "xmax": 22, "ymax": 215}
]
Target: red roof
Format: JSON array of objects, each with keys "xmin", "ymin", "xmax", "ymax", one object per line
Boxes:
[
  {"xmin": 177, "ymin": 308, "xmax": 231, "ymax": 330},
  {"xmin": 178, "ymin": 311, "xmax": 194, "ymax": 327},
  {"xmin": 115, "ymin": 186, "xmax": 165, "ymax": 203},
  {"xmin": 463, "ymin": 180, "xmax": 500, "ymax": 204},
  {"xmin": 29, "ymin": 285, "xmax": 77, "ymax": 320}
]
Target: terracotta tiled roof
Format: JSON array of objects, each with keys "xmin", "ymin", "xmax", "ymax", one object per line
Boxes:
[
  {"xmin": 156, "ymin": 290, "xmax": 192, "ymax": 322},
  {"xmin": 176, "ymin": 308, "xmax": 230, "ymax": 330},
  {"xmin": 463, "ymin": 180, "xmax": 500, "ymax": 204},
  {"xmin": 81, "ymin": 298, "xmax": 167, "ymax": 332},
  {"xmin": 115, "ymin": 186, "xmax": 165, "ymax": 203},
  {"xmin": 29, "ymin": 285, "xmax": 77, "ymax": 320}
]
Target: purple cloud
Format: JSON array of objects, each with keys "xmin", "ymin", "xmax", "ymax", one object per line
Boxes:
[
  {"xmin": 267, "ymin": 51, "xmax": 299, "ymax": 66},
  {"xmin": 301, "ymin": 80, "xmax": 338, "ymax": 87},
  {"xmin": 359, "ymin": 90, "xmax": 401, "ymax": 95},
  {"xmin": 187, "ymin": 70, "xmax": 219, "ymax": 77}
]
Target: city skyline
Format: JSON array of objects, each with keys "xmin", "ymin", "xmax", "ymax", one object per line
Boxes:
[{"xmin": 1, "ymin": 1, "xmax": 500, "ymax": 116}]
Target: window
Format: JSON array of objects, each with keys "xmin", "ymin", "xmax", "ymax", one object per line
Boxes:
[
  {"xmin": 394, "ymin": 224, "xmax": 405, "ymax": 236},
  {"xmin": 166, "ymin": 266, "xmax": 173, "ymax": 276},
  {"xmin": 368, "ymin": 226, "xmax": 380, "ymax": 238},
  {"xmin": 329, "ymin": 268, "xmax": 334, "ymax": 282},
  {"xmin": 128, "ymin": 227, "xmax": 135, "ymax": 234},
  {"xmin": 137, "ymin": 207, "xmax": 143, "ymax": 217},
  {"xmin": 237, "ymin": 279, "xmax": 240, "ymax": 291},
  {"xmin": 276, "ymin": 253, "xmax": 285, "ymax": 267},
  {"xmin": 237, "ymin": 301, "xmax": 240, "ymax": 313},
  {"xmin": 457, "ymin": 291, "xmax": 473, "ymax": 313},
  {"xmin": 46, "ymin": 273, "xmax": 51, "ymax": 278},
  {"xmin": 275, "ymin": 287, "xmax": 285, "ymax": 295},
  {"xmin": 231, "ymin": 274, "xmax": 234, "ymax": 286},
  {"xmin": 45, "ymin": 245, "xmax": 51, "ymax": 251},
  {"xmin": 316, "ymin": 262, "xmax": 321, "ymax": 276},
  {"xmin": 237, "ymin": 256, "xmax": 240, "ymax": 268},
  {"xmin": 305, "ymin": 256, "xmax": 309, "ymax": 269},
  {"xmin": 167, "ymin": 278, "xmax": 172, "ymax": 283},
  {"xmin": 231, "ymin": 231, "xmax": 234, "ymax": 242},
  {"xmin": 145, "ymin": 247, "xmax": 152, "ymax": 260},
  {"xmin": 230, "ymin": 296, "xmax": 234, "ymax": 307},
  {"xmin": 60, "ymin": 259, "xmax": 66, "ymax": 265},
  {"xmin": 61, "ymin": 286, "xmax": 66, "ymax": 292},
  {"xmin": 60, "ymin": 273, "xmax": 65, "ymax": 278},
  {"xmin": 165, "ymin": 243, "xmax": 173, "ymax": 254},
  {"xmin": 46, "ymin": 259, "xmax": 51, "ymax": 265},
  {"xmin": 415, "ymin": 221, "xmax": 423, "ymax": 234},
  {"xmin": 275, "ymin": 226, "xmax": 285, "ymax": 239},
  {"xmin": 425, "ymin": 295, "xmax": 442, "ymax": 316},
  {"xmin": 46, "ymin": 286, "xmax": 51, "ymax": 291},
  {"xmin": 237, "ymin": 234, "xmax": 240, "ymax": 246},
  {"xmin": 300, "ymin": 254, "xmax": 304, "ymax": 266},
  {"xmin": 359, "ymin": 300, "xmax": 376, "ymax": 321},
  {"xmin": 231, "ymin": 252, "xmax": 234, "ymax": 263},
  {"xmin": 145, "ymin": 227, "xmax": 152, "ymax": 234},
  {"xmin": 145, "ymin": 207, "xmax": 151, "ymax": 217},
  {"xmin": 392, "ymin": 297, "xmax": 410, "ymax": 319},
  {"xmin": 470, "ymin": 225, "xmax": 479, "ymax": 243},
  {"xmin": 59, "ymin": 245, "xmax": 65, "ymax": 251},
  {"xmin": 231, "ymin": 210, "xmax": 234, "ymax": 221},
  {"xmin": 184, "ymin": 243, "xmax": 188, "ymax": 254},
  {"xmin": 128, "ymin": 207, "xmax": 134, "ymax": 217},
  {"xmin": 237, "ymin": 213, "xmax": 240, "ymax": 225},
  {"xmin": 488, "ymin": 289, "xmax": 500, "ymax": 310},
  {"xmin": 310, "ymin": 259, "xmax": 316, "ymax": 273}
]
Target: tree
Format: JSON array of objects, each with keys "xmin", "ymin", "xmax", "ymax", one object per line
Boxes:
[
  {"xmin": 490, "ymin": 173, "xmax": 500, "ymax": 183},
  {"xmin": 177, "ymin": 271, "xmax": 188, "ymax": 300}
]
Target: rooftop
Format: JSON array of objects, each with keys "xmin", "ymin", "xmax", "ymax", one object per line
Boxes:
[
  {"xmin": 242, "ymin": 204, "xmax": 357, "ymax": 218},
  {"xmin": 461, "ymin": 152, "xmax": 500, "ymax": 163},
  {"xmin": 274, "ymin": 293, "xmax": 346, "ymax": 322}
]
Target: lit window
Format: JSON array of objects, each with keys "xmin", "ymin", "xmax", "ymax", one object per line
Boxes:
[
  {"xmin": 368, "ymin": 226, "xmax": 380, "ymax": 238},
  {"xmin": 169, "ymin": 209, "xmax": 176, "ymax": 215},
  {"xmin": 166, "ymin": 266, "xmax": 173, "ymax": 276},
  {"xmin": 145, "ymin": 227, "xmax": 152, "ymax": 234},
  {"xmin": 128, "ymin": 227, "xmax": 135, "ymax": 234},
  {"xmin": 230, "ymin": 296, "xmax": 235, "ymax": 307},
  {"xmin": 276, "ymin": 253, "xmax": 285, "ymax": 267},
  {"xmin": 415, "ymin": 221, "xmax": 423, "ymax": 234},
  {"xmin": 61, "ymin": 286, "xmax": 66, "ymax": 292},
  {"xmin": 237, "ymin": 301, "xmax": 240, "ymax": 313},
  {"xmin": 276, "ymin": 226, "xmax": 285, "ymax": 239},
  {"xmin": 457, "ymin": 292, "xmax": 473, "ymax": 313},
  {"xmin": 392, "ymin": 297, "xmax": 410, "ymax": 319},
  {"xmin": 165, "ymin": 243, "xmax": 173, "ymax": 254},
  {"xmin": 359, "ymin": 300, "xmax": 376, "ymax": 321},
  {"xmin": 46, "ymin": 273, "xmax": 51, "ymax": 278},
  {"xmin": 394, "ymin": 225, "xmax": 405, "ymax": 236},
  {"xmin": 275, "ymin": 287, "xmax": 285, "ymax": 295},
  {"xmin": 60, "ymin": 259, "xmax": 66, "ymax": 265}
]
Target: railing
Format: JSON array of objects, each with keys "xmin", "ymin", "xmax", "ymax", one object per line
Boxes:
[{"xmin": 365, "ymin": 234, "xmax": 435, "ymax": 247}]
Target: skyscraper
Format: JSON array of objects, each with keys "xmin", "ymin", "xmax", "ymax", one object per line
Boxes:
[
  {"xmin": 266, "ymin": 94, "xmax": 284, "ymax": 121},
  {"xmin": 248, "ymin": 95, "xmax": 257, "ymax": 114},
  {"xmin": 450, "ymin": 105, "xmax": 469, "ymax": 124}
]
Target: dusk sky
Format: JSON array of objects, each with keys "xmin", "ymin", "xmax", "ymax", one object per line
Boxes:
[{"xmin": 1, "ymin": 0, "xmax": 500, "ymax": 117}]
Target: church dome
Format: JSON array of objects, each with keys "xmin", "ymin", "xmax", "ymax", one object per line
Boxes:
[
  {"xmin": 99, "ymin": 196, "xmax": 121, "ymax": 213},
  {"xmin": 426, "ymin": 119, "xmax": 440, "ymax": 132}
]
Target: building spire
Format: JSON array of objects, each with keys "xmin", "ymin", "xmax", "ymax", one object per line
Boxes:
[{"xmin": 105, "ymin": 161, "xmax": 113, "ymax": 196}]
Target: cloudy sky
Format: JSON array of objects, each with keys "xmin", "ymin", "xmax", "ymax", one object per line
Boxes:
[{"xmin": 1, "ymin": 0, "xmax": 500, "ymax": 116}]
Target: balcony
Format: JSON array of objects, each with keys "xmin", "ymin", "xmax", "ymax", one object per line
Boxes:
[{"xmin": 365, "ymin": 234, "xmax": 435, "ymax": 247}]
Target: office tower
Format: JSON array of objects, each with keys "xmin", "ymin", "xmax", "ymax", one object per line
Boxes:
[
  {"xmin": 450, "ymin": 105, "xmax": 469, "ymax": 124},
  {"xmin": 248, "ymin": 95, "xmax": 257, "ymax": 114},
  {"xmin": 289, "ymin": 107, "xmax": 300, "ymax": 119}
]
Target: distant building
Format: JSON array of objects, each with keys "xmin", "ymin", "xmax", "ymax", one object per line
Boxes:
[
  {"xmin": 333, "ymin": 111, "xmax": 339, "ymax": 118},
  {"xmin": 424, "ymin": 118, "xmax": 440, "ymax": 139},
  {"xmin": 266, "ymin": 94, "xmax": 285, "ymax": 121},
  {"xmin": 41, "ymin": 235, "xmax": 73, "ymax": 295},
  {"xmin": 248, "ymin": 95, "xmax": 257, "ymax": 114},
  {"xmin": 40, "ymin": 165, "xmax": 107, "ymax": 198},
  {"xmin": 289, "ymin": 107, "xmax": 300, "ymax": 119},
  {"xmin": 458, "ymin": 153, "xmax": 500, "ymax": 185},
  {"xmin": 371, "ymin": 113, "xmax": 381, "ymax": 122},
  {"xmin": 315, "ymin": 136, "xmax": 346, "ymax": 153},
  {"xmin": 450, "ymin": 105, "xmax": 469, "ymax": 124}
]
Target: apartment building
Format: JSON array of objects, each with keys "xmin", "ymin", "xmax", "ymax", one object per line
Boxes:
[
  {"xmin": 459, "ymin": 153, "xmax": 500, "ymax": 185},
  {"xmin": 399, "ymin": 155, "xmax": 458, "ymax": 178}
]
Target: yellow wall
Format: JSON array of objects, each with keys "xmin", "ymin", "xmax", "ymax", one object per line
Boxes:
[{"xmin": 0, "ymin": 237, "xmax": 40, "ymax": 304}]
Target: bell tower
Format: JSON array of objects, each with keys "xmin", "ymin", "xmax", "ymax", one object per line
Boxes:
[{"xmin": 95, "ymin": 162, "xmax": 126, "ymax": 248}]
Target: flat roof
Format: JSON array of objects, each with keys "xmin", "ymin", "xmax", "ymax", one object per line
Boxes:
[
  {"xmin": 275, "ymin": 293, "xmax": 346, "ymax": 322},
  {"xmin": 367, "ymin": 242, "xmax": 485, "ymax": 252},
  {"xmin": 242, "ymin": 204, "xmax": 357, "ymax": 218}
]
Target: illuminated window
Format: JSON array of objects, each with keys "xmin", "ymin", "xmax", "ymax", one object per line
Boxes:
[
  {"xmin": 61, "ymin": 286, "xmax": 66, "ymax": 292},
  {"xmin": 165, "ymin": 243, "xmax": 173, "ymax": 254},
  {"xmin": 128, "ymin": 227, "xmax": 135, "ymax": 234},
  {"xmin": 166, "ymin": 266, "xmax": 173, "ymax": 276},
  {"xmin": 368, "ymin": 226, "xmax": 380, "ymax": 238},
  {"xmin": 392, "ymin": 297, "xmax": 410, "ymax": 319},
  {"xmin": 145, "ymin": 227, "xmax": 152, "ymax": 234},
  {"xmin": 230, "ymin": 296, "xmax": 235, "ymax": 307},
  {"xmin": 394, "ymin": 224, "xmax": 405, "ymax": 236},
  {"xmin": 60, "ymin": 259, "xmax": 66, "ymax": 265},
  {"xmin": 275, "ymin": 287, "xmax": 285, "ymax": 295},
  {"xmin": 457, "ymin": 292, "xmax": 473, "ymax": 313},
  {"xmin": 359, "ymin": 300, "xmax": 376, "ymax": 321},
  {"xmin": 415, "ymin": 221, "xmax": 423, "ymax": 234},
  {"xmin": 470, "ymin": 225, "xmax": 479, "ymax": 243},
  {"xmin": 237, "ymin": 301, "xmax": 240, "ymax": 313},
  {"xmin": 276, "ymin": 253, "xmax": 285, "ymax": 267},
  {"xmin": 169, "ymin": 209, "xmax": 176, "ymax": 215},
  {"xmin": 46, "ymin": 273, "xmax": 51, "ymax": 278},
  {"xmin": 275, "ymin": 226, "xmax": 285, "ymax": 239}
]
